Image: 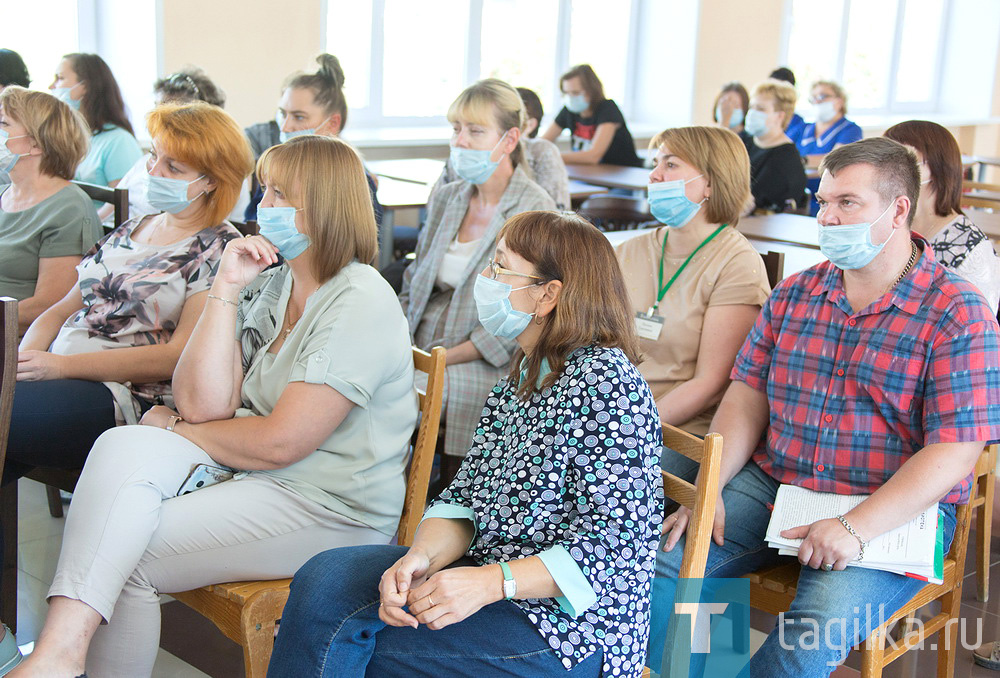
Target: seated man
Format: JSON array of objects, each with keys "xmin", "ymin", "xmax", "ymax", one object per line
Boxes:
[{"xmin": 652, "ymin": 137, "xmax": 1000, "ymax": 677}]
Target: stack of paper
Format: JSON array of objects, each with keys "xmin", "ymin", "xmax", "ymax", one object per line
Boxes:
[{"xmin": 765, "ymin": 485, "xmax": 944, "ymax": 584}]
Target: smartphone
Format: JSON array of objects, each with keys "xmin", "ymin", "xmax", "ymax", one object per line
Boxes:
[{"xmin": 177, "ymin": 463, "xmax": 235, "ymax": 497}]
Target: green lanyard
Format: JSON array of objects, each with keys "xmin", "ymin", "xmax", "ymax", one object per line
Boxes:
[{"xmin": 649, "ymin": 224, "xmax": 727, "ymax": 315}]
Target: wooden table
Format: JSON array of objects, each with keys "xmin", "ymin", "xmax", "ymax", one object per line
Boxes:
[
  {"xmin": 564, "ymin": 163, "xmax": 650, "ymax": 192},
  {"xmin": 603, "ymin": 227, "xmax": 824, "ymax": 280},
  {"xmin": 737, "ymin": 213, "xmax": 819, "ymax": 249},
  {"xmin": 569, "ymin": 180, "xmax": 607, "ymax": 206},
  {"xmin": 368, "ymin": 158, "xmax": 445, "ymax": 186},
  {"xmin": 376, "ymin": 178, "xmax": 432, "ymax": 268}
]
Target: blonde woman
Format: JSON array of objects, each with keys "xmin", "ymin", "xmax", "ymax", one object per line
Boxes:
[
  {"xmin": 400, "ymin": 78, "xmax": 554, "ymax": 479},
  {"xmin": 797, "ymin": 79, "xmax": 862, "ymax": 168},
  {"xmin": 744, "ymin": 79, "xmax": 807, "ymax": 212},
  {"xmin": 13, "ymin": 136, "xmax": 417, "ymax": 677},
  {"xmin": 615, "ymin": 126, "xmax": 770, "ymax": 436},
  {"xmin": 0, "ymin": 87, "xmax": 101, "ymax": 332}
]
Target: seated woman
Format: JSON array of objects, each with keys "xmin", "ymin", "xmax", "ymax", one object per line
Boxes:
[
  {"xmin": 50, "ymin": 53, "xmax": 142, "ymax": 191},
  {"xmin": 884, "ymin": 120, "xmax": 1000, "ymax": 312},
  {"xmin": 268, "ymin": 210, "xmax": 663, "ymax": 677},
  {"xmin": 0, "ymin": 87, "xmax": 102, "ymax": 333},
  {"xmin": 108, "ymin": 67, "xmax": 250, "ymax": 223},
  {"xmin": 6, "ymin": 102, "xmax": 248, "ymax": 486},
  {"xmin": 542, "ymin": 64, "xmax": 642, "ymax": 167},
  {"xmin": 431, "ymin": 86, "xmax": 570, "ymax": 209},
  {"xmin": 744, "ymin": 79, "xmax": 807, "ymax": 212},
  {"xmin": 796, "ymin": 79, "xmax": 862, "ymax": 168},
  {"xmin": 12, "ymin": 135, "xmax": 417, "ymax": 678},
  {"xmin": 712, "ymin": 81, "xmax": 751, "ymax": 147},
  {"xmin": 616, "ymin": 125, "xmax": 770, "ymax": 436},
  {"xmin": 400, "ymin": 78, "xmax": 554, "ymax": 479},
  {"xmin": 243, "ymin": 53, "xmax": 382, "ymax": 226}
]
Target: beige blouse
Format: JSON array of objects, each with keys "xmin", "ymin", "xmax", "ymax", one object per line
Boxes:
[{"xmin": 615, "ymin": 226, "xmax": 771, "ymax": 435}]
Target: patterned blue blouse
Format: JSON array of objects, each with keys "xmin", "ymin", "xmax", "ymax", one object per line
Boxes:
[{"xmin": 425, "ymin": 345, "xmax": 664, "ymax": 677}]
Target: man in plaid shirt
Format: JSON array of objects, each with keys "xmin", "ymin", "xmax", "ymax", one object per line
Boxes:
[{"xmin": 654, "ymin": 138, "xmax": 1000, "ymax": 677}]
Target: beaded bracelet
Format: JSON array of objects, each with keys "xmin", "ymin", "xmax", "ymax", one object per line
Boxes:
[{"xmin": 207, "ymin": 294, "xmax": 238, "ymax": 307}]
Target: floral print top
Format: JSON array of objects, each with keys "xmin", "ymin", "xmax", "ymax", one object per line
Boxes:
[
  {"xmin": 428, "ymin": 346, "xmax": 664, "ymax": 677},
  {"xmin": 50, "ymin": 216, "xmax": 240, "ymax": 422}
]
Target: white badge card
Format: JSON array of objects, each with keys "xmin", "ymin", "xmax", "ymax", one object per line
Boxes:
[{"xmin": 634, "ymin": 312, "xmax": 664, "ymax": 341}]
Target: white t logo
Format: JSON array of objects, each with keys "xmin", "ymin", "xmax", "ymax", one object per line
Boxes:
[{"xmin": 674, "ymin": 602, "xmax": 730, "ymax": 652}]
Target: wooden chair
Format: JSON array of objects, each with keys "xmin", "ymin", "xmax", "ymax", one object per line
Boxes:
[
  {"xmin": 0, "ymin": 299, "xmax": 18, "ymax": 632},
  {"xmin": 72, "ymin": 180, "xmax": 128, "ymax": 230},
  {"xmin": 169, "ymin": 345, "xmax": 446, "ymax": 677},
  {"xmin": 641, "ymin": 424, "xmax": 724, "ymax": 678},
  {"xmin": 961, "ymin": 180, "xmax": 1000, "ymax": 211},
  {"xmin": 760, "ymin": 251, "xmax": 785, "ymax": 289},
  {"xmin": 971, "ymin": 445, "xmax": 997, "ymax": 601},
  {"xmin": 742, "ymin": 445, "xmax": 997, "ymax": 678},
  {"xmin": 578, "ymin": 195, "xmax": 654, "ymax": 231}
]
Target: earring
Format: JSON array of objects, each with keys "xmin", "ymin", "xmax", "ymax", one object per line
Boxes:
[{"xmin": 535, "ymin": 316, "xmax": 544, "ymax": 326}]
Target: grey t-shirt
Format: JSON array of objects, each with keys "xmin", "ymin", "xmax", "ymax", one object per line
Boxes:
[
  {"xmin": 0, "ymin": 183, "xmax": 102, "ymax": 300},
  {"xmin": 236, "ymin": 262, "xmax": 418, "ymax": 535}
]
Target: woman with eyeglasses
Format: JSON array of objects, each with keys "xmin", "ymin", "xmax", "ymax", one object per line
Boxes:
[
  {"xmin": 269, "ymin": 210, "xmax": 663, "ymax": 678},
  {"xmin": 400, "ymin": 78, "xmax": 555, "ymax": 484},
  {"xmin": 49, "ymin": 53, "xmax": 142, "ymax": 192},
  {"xmin": 796, "ymin": 80, "xmax": 863, "ymax": 170}
]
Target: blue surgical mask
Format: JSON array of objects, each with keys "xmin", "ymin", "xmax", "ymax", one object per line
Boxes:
[
  {"xmin": 146, "ymin": 172, "xmax": 206, "ymax": 214},
  {"xmin": 744, "ymin": 109, "xmax": 769, "ymax": 137},
  {"xmin": 450, "ymin": 131, "xmax": 508, "ymax": 185},
  {"xmin": 474, "ymin": 274, "xmax": 538, "ymax": 339},
  {"xmin": 716, "ymin": 106, "xmax": 744, "ymax": 130},
  {"xmin": 258, "ymin": 206, "xmax": 310, "ymax": 259},
  {"xmin": 817, "ymin": 202, "xmax": 896, "ymax": 270},
  {"xmin": 647, "ymin": 175, "xmax": 706, "ymax": 229},
  {"xmin": 275, "ymin": 112, "xmax": 317, "ymax": 143},
  {"xmin": 51, "ymin": 82, "xmax": 83, "ymax": 110},
  {"xmin": 0, "ymin": 130, "xmax": 29, "ymax": 173},
  {"xmin": 563, "ymin": 93, "xmax": 588, "ymax": 114}
]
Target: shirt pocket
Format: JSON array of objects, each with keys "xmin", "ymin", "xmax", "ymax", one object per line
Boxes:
[{"xmin": 853, "ymin": 343, "xmax": 927, "ymax": 419}]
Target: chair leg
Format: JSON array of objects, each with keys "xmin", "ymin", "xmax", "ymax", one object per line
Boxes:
[
  {"xmin": 241, "ymin": 619, "xmax": 276, "ymax": 678},
  {"xmin": 1, "ymin": 483, "xmax": 17, "ymax": 634},
  {"xmin": 937, "ymin": 587, "xmax": 963, "ymax": 678},
  {"xmin": 45, "ymin": 485, "xmax": 63, "ymax": 519},
  {"xmin": 978, "ymin": 473, "xmax": 995, "ymax": 602},
  {"xmin": 859, "ymin": 622, "xmax": 888, "ymax": 678}
]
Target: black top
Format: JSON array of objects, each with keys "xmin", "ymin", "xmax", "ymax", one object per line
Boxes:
[
  {"xmin": 748, "ymin": 141, "xmax": 807, "ymax": 212},
  {"xmin": 554, "ymin": 99, "xmax": 642, "ymax": 167}
]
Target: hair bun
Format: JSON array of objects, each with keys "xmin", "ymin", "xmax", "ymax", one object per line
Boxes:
[{"xmin": 316, "ymin": 54, "xmax": 345, "ymax": 89}]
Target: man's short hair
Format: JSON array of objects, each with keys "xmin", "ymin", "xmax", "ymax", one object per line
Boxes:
[{"xmin": 820, "ymin": 138, "xmax": 921, "ymax": 226}]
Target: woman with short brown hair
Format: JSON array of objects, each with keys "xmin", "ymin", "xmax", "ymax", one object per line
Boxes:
[
  {"xmin": 0, "ymin": 86, "xmax": 101, "ymax": 332},
  {"xmin": 15, "ymin": 134, "xmax": 416, "ymax": 677},
  {"xmin": 884, "ymin": 120, "xmax": 1000, "ymax": 311},
  {"xmin": 269, "ymin": 210, "xmax": 663, "ymax": 678}
]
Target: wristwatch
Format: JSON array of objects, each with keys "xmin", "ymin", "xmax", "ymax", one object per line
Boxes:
[
  {"xmin": 165, "ymin": 415, "xmax": 184, "ymax": 432},
  {"xmin": 499, "ymin": 561, "xmax": 516, "ymax": 600}
]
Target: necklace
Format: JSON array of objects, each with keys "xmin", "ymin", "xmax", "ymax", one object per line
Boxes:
[
  {"xmin": 282, "ymin": 302, "xmax": 301, "ymax": 338},
  {"xmin": 889, "ymin": 241, "xmax": 918, "ymax": 291}
]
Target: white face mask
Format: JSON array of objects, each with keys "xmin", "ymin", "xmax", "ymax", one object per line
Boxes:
[{"xmin": 813, "ymin": 100, "xmax": 837, "ymax": 123}]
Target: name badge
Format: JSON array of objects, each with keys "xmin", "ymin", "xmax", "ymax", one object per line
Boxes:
[{"xmin": 634, "ymin": 312, "xmax": 664, "ymax": 341}]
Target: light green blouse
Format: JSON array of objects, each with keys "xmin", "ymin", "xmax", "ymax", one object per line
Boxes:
[{"xmin": 236, "ymin": 262, "xmax": 418, "ymax": 535}]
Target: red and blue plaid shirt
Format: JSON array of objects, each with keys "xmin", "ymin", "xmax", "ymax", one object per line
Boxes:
[{"xmin": 733, "ymin": 236, "xmax": 1000, "ymax": 504}]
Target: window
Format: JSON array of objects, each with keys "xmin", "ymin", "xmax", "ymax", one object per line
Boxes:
[
  {"xmin": 0, "ymin": 0, "xmax": 80, "ymax": 92},
  {"xmin": 325, "ymin": 0, "xmax": 639, "ymax": 127},
  {"xmin": 783, "ymin": 0, "xmax": 949, "ymax": 114}
]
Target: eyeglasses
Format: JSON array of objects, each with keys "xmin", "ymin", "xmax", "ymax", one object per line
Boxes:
[
  {"xmin": 486, "ymin": 258, "xmax": 542, "ymax": 281},
  {"xmin": 810, "ymin": 93, "xmax": 836, "ymax": 104}
]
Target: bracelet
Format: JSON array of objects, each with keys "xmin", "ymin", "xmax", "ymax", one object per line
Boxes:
[
  {"xmin": 165, "ymin": 415, "xmax": 184, "ymax": 432},
  {"xmin": 835, "ymin": 515, "xmax": 868, "ymax": 561},
  {"xmin": 207, "ymin": 294, "xmax": 238, "ymax": 307}
]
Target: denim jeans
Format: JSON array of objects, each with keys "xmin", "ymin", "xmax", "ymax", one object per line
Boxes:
[
  {"xmin": 650, "ymin": 450, "xmax": 957, "ymax": 678},
  {"xmin": 268, "ymin": 544, "xmax": 603, "ymax": 678}
]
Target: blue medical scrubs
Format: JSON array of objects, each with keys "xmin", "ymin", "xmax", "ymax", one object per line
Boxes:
[{"xmin": 797, "ymin": 116, "xmax": 864, "ymax": 214}]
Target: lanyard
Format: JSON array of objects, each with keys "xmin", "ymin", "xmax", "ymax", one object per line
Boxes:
[{"xmin": 650, "ymin": 224, "xmax": 727, "ymax": 315}]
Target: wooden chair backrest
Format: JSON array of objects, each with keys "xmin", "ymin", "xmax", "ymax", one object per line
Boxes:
[
  {"xmin": 72, "ymin": 180, "xmax": 128, "ymax": 230},
  {"xmin": 397, "ymin": 345, "xmax": 446, "ymax": 546},
  {"xmin": 950, "ymin": 444, "xmax": 998, "ymax": 565},
  {"xmin": 0, "ymin": 298, "xmax": 16, "ymax": 468},
  {"xmin": 761, "ymin": 251, "xmax": 785, "ymax": 290},
  {"xmin": 661, "ymin": 423, "xmax": 724, "ymax": 579},
  {"xmin": 579, "ymin": 195, "xmax": 654, "ymax": 231},
  {"xmin": 963, "ymin": 180, "xmax": 1000, "ymax": 193}
]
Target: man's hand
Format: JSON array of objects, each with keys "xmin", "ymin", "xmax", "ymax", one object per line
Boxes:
[{"xmin": 781, "ymin": 518, "xmax": 862, "ymax": 571}]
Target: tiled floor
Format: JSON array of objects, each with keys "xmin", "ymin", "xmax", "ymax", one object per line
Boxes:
[{"xmin": 15, "ymin": 476, "xmax": 1000, "ymax": 677}]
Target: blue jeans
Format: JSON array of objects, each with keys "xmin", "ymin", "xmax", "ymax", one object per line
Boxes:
[
  {"xmin": 268, "ymin": 544, "xmax": 604, "ymax": 677},
  {"xmin": 651, "ymin": 451, "xmax": 957, "ymax": 678}
]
